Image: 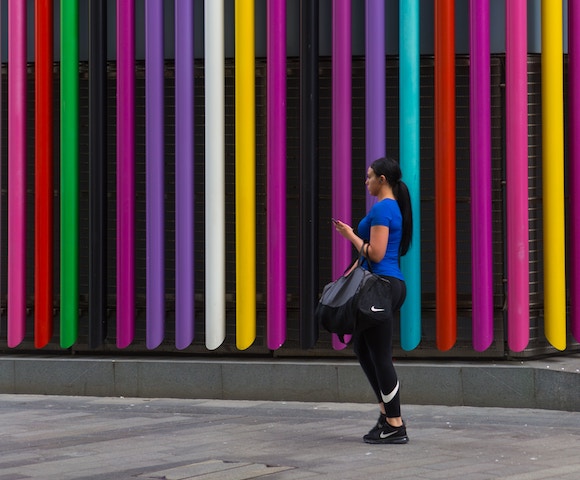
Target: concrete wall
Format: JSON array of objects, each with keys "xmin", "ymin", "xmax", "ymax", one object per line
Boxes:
[{"xmin": 1, "ymin": 356, "xmax": 578, "ymax": 412}]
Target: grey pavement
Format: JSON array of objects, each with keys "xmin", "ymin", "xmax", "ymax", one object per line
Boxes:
[{"xmin": 1, "ymin": 394, "xmax": 579, "ymax": 480}]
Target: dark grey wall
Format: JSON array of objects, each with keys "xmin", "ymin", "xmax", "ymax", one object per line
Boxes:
[{"xmin": 0, "ymin": 0, "xmax": 566, "ymax": 62}]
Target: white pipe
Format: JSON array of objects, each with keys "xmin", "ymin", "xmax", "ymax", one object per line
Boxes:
[{"xmin": 204, "ymin": 0, "xmax": 226, "ymax": 350}]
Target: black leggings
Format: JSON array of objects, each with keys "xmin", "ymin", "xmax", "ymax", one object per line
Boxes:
[{"xmin": 352, "ymin": 276, "xmax": 406, "ymax": 418}]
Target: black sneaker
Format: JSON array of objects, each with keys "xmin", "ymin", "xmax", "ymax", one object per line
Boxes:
[
  {"xmin": 363, "ymin": 420, "xmax": 408, "ymax": 444},
  {"xmin": 367, "ymin": 413, "xmax": 387, "ymax": 435}
]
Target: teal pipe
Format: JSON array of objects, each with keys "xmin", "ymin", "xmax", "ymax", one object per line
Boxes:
[{"xmin": 399, "ymin": 0, "xmax": 421, "ymax": 351}]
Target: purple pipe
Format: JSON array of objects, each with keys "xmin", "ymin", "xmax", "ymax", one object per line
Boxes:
[
  {"xmin": 570, "ymin": 0, "xmax": 580, "ymax": 343},
  {"xmin": 365, "ymin": 0, "xmax": 385, "ymax": 210},
  {"xmin": 469, "ymin": 0, "xmax": 493, "ymax": 351},
  {"xmin": 332, "ymin": 0, "xmax": 352, "ymax": 349},
  {"xmin": 175, "ymin": 0, "xmax": 195, "ymax": 349},
  {"xmin": 117, "ymin": 0, "xmax": 135, "ymax": 348},
  {"xmin": 145, "ymin": 0, "xmax": 165, "ymax": 349},
  {"xmin": 7, "ymin": 0, "xmax": 27, "ymax": 347},
  {"xmin": 267, "ymin": 0, "xmax": 287, "ymax": 350}
]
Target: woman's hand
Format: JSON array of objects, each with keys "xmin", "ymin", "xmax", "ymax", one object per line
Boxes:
[
  {"xmin": 333, "ymin": 218, "xmax": 362, "ymax": 251},
  {"xmin": 333, "ymin": 219, "xmax": 389, "ymax": 263},
  {"xmin": 332, "ymin": 219, "xmax": 353, "ymax": 239}
]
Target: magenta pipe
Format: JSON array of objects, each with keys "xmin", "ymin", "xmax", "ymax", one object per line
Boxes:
[
  {"xmin": 570, "ymin": 0, "xmax": 580, "ymax": 343},
  {"xmin": 7, "ymin": 0, "xmax": 27, "ymax": 347},
  {"xmin": 332, "ymin": 0, "xmax": 352, "ymax": 349},
  {"xmin": 469, "ymin": 0, "xmax": 494, "ymax": 351},
  {"xmin": 505, "ymin": 0, "xmax": 529, "ymax": 352},
  {"xmin": 267, "ymin": 0, "xmax": 287, "ymax": 350},
  {"xmin": 117, "ymin": 0, "xmax": 135, "ymax": 348}
]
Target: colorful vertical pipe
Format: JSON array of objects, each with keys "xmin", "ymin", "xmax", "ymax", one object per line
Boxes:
[
  {"xmin": 235, "ymin": 0, "xmax": 256, "ymax": 350},
  {"xmin": 267, "ymin": 0, "xmax": 287, "ymax": 350},
  {"xmin": 204, "ymin": 0, "xmax": 226, "ymax": 350},
  {"xmin": 145, "ymin": 0, "xmax": 165, "ymax": 349},
  {"xmin": 570, "ymin": 0, "xmax": 580, "ymax": 344},
  {"xmin": 117, "ymin": 0, "xmax": 135, "ymax": 348},
  {"xmin": 0, "ymin": 6, "xmax": 2, "ymax": 339},
  {"xmin": 7, "ymin": 0, "xmax": 27, "ymax": 348},
  {"xmin": 541, "ymin": 1, "xmax": 566, "ymax": 351},
  {"xmin": 60, "ymin": 0, "xmax": 79, "ymax": 348},
  {"xmin": 299, "ymin": 0, "xmax": 319, "ymax": 349},
  {"xmin": 469, "ymin": 0, "xmax": 493, "ymax": 352},
  {"xmin": 399, "ymin": 0, "xmax": 422, "ymax": 351},
  {"xmin": 332, "ymin": 0, "xmax": 352, "ymax": 350},
  {"xmin": 35, "ymin": 0, "xmax": 54, "ymax": 348},
  {"xmin": 505, "ymin": 0, "xmax": 529, "ymax": 352},
  {"xmin": 175, "ymin": 0, "xmax": 195, "ymax": 350},
  {"xmin": 434, "ymin": 0, "xmax": 456, "ymax": 351},
  {"xmin": 365, "ymin": 0, "xmax": 385, "ymax": 211},
  {"xmin": 89, "ymin": 0, "xmax": 108, "ymax": 348}
]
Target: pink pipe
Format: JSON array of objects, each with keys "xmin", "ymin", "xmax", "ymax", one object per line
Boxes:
[
  {"xmin": 469, "ymin": 0, "xmax": 494, "ymax": 351},
  {"xmin": 117, "ymin": 0, "xmax": 135, "ymax": 348},
  {"xmin": 505, "ymin": 0, "xmax": 529, "ymax": 352},
  {"xmin": 267, "ymin": 0, "xmax": 287, "ymax": 349},
  {"xmin": 332, "ymin": 0, "xmax": 352, "ymax": 350},
  {"xmin": 569, "ymin": 0, "xmax": 580, "ymax": 343},
  {"xmin": 7, "ymin": 0, "xmax": 27, "ymax": 347}
]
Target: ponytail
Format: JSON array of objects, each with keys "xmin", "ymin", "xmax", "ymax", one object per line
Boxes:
[
  {"xmin": 394, "ymin": 180, "xmax": 413, "ymax": 256},
  {"xmin": 370, "ymin": 156, "xmax": 413, "ymax": 257}
]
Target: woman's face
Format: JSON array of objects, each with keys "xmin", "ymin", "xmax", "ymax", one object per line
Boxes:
[{"xmin": 365, "ymin": 167, "xmax": 382, "ymax": 196}]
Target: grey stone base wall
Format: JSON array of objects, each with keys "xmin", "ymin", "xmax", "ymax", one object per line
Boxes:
[{"xmin": 1, "ymin": 356, "xmax": 578, "ymax": 412}]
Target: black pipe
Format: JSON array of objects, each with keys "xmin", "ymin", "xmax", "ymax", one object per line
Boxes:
[
  {"xmin": 88, "ymin": 0, "xmax": 108, "ymax": 348},
  {"xmin": 299, "ymin": 0, "xmax": 319, "ymax": 348}
]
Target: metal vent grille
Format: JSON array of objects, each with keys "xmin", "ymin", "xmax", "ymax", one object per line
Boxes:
[{"xmin": 2, "ymin": 55, "xmax": 572, "ymax": 358}]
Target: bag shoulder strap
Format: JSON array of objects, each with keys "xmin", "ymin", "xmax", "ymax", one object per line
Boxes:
[{"xmin": 358, "ymin": 242, "xmax": 373, "ymax": 274}]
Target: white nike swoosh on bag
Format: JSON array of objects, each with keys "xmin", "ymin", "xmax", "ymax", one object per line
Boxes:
[
  {"xmin": 370, "ymin": 306, "xmax": 385, "ymax": 312},
  {"xmin": 379, "ymin": 431, "xmax": 398, "ymax": 439}
]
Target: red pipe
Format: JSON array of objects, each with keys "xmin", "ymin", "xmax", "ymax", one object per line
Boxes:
[
  {"xmin": 435, "ymin": 0, "xmax": 457, "ymax": 351},
  {"xmin": 35, "ymin": 0, "xmax": 54, "ymax": 348}
]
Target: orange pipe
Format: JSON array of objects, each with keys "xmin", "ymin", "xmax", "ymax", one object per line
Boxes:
[{"xmin": 434, "ymin": 0, "xmax": 456, "ymax": 351}]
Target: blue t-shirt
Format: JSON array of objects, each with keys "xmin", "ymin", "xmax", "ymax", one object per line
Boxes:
[{"xmin": 357, "ymin": 198, "xmax": 404, "ymax": 280}]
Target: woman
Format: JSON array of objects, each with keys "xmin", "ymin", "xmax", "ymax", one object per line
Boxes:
[{"xmin": 333, "ymin": 156, "xmax": 413, "ymax": 444}]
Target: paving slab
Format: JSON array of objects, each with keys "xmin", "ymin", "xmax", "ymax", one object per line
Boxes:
[{"xmin": 0, "ymin": 394, "xmax": 579, "ymax": 480}]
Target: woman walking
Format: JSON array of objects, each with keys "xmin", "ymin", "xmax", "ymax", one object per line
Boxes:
[{"xmin": 333, "ymin": 156, "xmax": 413, "ymax": 444}]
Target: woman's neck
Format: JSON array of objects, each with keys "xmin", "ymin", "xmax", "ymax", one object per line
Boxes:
[{"xmin": 377, "ymin": 186, "xmax": 395, "ymax": 202}]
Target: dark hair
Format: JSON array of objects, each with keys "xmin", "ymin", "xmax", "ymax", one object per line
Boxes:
[{"xmin": 370, "ymin": 157, "xmax": 413, "ymax": 256}]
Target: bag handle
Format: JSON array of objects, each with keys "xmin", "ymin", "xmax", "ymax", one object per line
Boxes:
[
  {"xmin": 358, "ymin": 242, "xmax": 374, "ymax": 274},
  {"xmin": 342, "ymin": 242, "xmax": 373, "ymax": 275}
]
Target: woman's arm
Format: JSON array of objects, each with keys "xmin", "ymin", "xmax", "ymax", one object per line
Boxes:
[
  {"xmin": 367, "ymin": 225, "xmax": 389, "ymax": 263},
  {"xmin": 333, "ymin": 220, "xmax": 389, "ymax": 263}
]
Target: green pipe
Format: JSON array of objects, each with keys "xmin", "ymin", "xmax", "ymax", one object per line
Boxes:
[{"xmin": 60, "ymin": 1, "xmax": 79, "ymax": 348}]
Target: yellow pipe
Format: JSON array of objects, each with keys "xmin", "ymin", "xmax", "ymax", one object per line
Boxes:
[
  {"xmin": 541, "ymin": 0, "xmax": 567, "ymax": 350},
  {"xmin": 235, "ymin": 0, "xmax": 256, "ymax": 350}
]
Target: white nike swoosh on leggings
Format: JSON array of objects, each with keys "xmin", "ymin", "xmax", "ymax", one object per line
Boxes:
[{"xmin": 381, "ymin": 381, "xmax": 400, "ymax": 404}]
